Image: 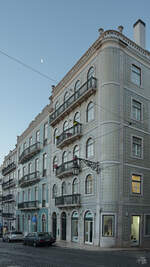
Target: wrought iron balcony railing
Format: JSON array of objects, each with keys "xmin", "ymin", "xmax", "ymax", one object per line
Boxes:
[
  {"xmin": 55, "ymin": 159, "xmax": 81, "ymax": 179},
  {"xmin": 19, "ymin": 171, "xmax": 40, "ymax": 188},
  {"xmin": 2, "ymin": 212, "xmax": 14, "ymax": 218},
  {"xmin": 2, "ymin": 179, "xmax": 16, "ymax": 190},
  {"xmin": 55, "ymin": 194, "xmax": 81, "ymax": 208},
  {"xmin": 18, "ymin": 200, "xmax": 39, "ymax": 210},
  {"xmin": 56, "ymin": 123, "xmax": 82, "ymax": 149},
  {"xmin": 2, "ymin": 162, "xmax": 16, "ymax": 176},
  {"xmin": 19, "ymin": 142, "xmax": 41, "ymax": 164},
  {"xmin": 49, "ymin": 77, "xmax": 97, "ymax": 126},
  {"xmin": 2, "ymin": 194, "xmax": 14, "ymax": 202}
]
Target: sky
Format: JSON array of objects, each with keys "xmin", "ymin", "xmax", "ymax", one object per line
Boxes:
[{"xmin": 0, "ymin": 0, "xmax": 150, "ymax": 164}]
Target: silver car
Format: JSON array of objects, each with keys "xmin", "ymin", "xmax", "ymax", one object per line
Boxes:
[{"xmin": 3, "ymin": 231, "xmax": 23, "ymax": 242}]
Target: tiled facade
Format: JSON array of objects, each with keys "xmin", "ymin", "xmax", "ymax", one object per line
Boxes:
[{"xmin": 1, "ymin": 20, "xmax": 150, "ymax": 248}]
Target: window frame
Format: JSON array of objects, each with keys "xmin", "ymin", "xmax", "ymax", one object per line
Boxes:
[
  {"xmin": 131, "ymin": 98, "xmax": 142, "ymax": 122},
  {"xmin": 131, "ymin": 173, "xmax": 143, "ymax": 196},
  {"xmin": 144, "ymin": 214, "xmax": 150, "ymax": 237},
  {"xmin": 131, "ymin": 135, "xmax": 143, "ymax": 159},
  {"xmin": 86, "ymin": 138, "xmax": 94, "ymax": 159},
  {"xmin": 131, "ymin": 64, "xmax": 141, "ymax": 87},
  {"xmin": 85, "ymin": 174, "xmax": 93, "ymax": 195},
  {"xmin": 101, "ymin": 213, "xmax": 116, "ymax": 237},
  {"xmin": 86, "ymin": 101, "xmax": 94, "ymax": 123}
]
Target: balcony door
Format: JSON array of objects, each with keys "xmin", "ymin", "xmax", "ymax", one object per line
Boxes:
[
  {"xmin": 131, "ymin": 215, "xmax": 140, "ymax": 246},
  {"xmin": 52, "ymin": 212, "xmax": 57, "ymax": 239},
  {"xmin": 61, "ymin": 212, "xmax": 66, "ymax": 241}
]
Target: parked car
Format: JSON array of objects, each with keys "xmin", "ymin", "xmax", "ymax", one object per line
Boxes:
[
  {"xmin": 23, "ymin": 232, "xmax": 56, "ymax": 247},
  {"xmin": 3, "ymin": 231, "xmax": 24, "ymax": 242}
]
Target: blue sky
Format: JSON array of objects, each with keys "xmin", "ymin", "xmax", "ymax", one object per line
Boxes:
[{"xmin": 0, "ymin": 0, "xmax": 150, "ymax": 164}]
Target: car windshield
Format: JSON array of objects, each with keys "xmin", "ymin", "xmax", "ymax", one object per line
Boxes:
[
  {"xmin": 11, "ymin": 231, "xmax": 22, "ymax": 235},
  {"xmin": 38, "ymin": 233, "xmax": 50, "ymax": 238}
]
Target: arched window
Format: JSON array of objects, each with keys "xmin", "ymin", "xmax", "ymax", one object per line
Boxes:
[
  {"xmin": 74, "ymin": 112, "xmax": 80, "ymax": 123},
  {"xmin": 63, "ymin": 121, "xmax": 69, "ymax": 132},
  {"xmin": 62, "ymin": 151, "xmax": 68, "ymax": 164},
  {"xmin": 55, "ymin": 101, "xmax": 59, "ymax": 110},
  {"xmin": 42, "ymin": 214, "xmax": 46, "ymax": 232},
  {"xmin": 85, "ymin": 174, "xmax": 93, "ymax": 194},
  {"xmin": 74, "ymin": 80, "xmax": 81, "ymax": 93},
  {"xmin": 64, "ymin": 91, "xmax": 70, "ymax": 102},
  {"xmin": 71, "ymin": 211, "xmax": 79, "ymax": 242},
  {"xmin": 84, "ymin": 211, "xmax": 93, "ymax": 244},
  {"xmin": 73, "ymin": 145, "xmax": 80, "ymax": 158},
  {"xmin": 72, "ymin": 178, "xmax": 79, "ymax": 194},
  {"xmin": 52, "ymin": 184, "xmax": 57, "ymax": 199},
  {"xmin": 62, "ymin": 181, "xmax": 67, "ymax": 196},
  {"xmin": 53, "ymin": 128, "xmax": 58, "ymax": 144},
  {"xmin": 87, "ymin": 66, "xmax": 95, "ymax": 80},
  {"xmin": 53, "ymin": 156, "xmax": 58, "ymax": 171},
  {"xmin": 86, "ymin": 102, "xmax": 94, "ymax": 122},
  {"xmin": 86, "ymin": 138, "xmax": 94, "ymax": 158}
]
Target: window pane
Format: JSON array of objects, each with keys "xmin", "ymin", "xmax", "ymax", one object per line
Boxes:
[
  {"xmin": 132, "ymin": 100, "xmax": 141, "ymax": 121},
  {"xmin": 145, "ymin": 215, "xmax": 150, "ymax": 235},
  {"xmin": 132, "ymin": 175, "xmax": 141, "ymax": 194},
  {"xmin": 102, "ymin": 215, "xmax": 114, "ymax": 237},
  {"xmin": 131, "ymin": 65, "xmax": 141, "ymax": 86}
]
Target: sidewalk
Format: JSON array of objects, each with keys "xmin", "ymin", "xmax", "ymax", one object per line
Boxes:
[{"xmin": 54, "ymin": 240, "xmax": 150, "ymax": 252}]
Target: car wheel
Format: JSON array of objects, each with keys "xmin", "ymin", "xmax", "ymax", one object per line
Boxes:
[{"xmin": 33, "ymin": 241, "xmax": 37, "ymax": 247}]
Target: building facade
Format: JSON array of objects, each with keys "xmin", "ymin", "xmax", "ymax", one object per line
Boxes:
[
  {"xmin": 1, "ymin": 148, "xmax": 17, "ymax": 231},
  {"xmin": 16, "ymin": 105, "xmax": 51, "ymax": 235},
  {"xmin": 48, "ymin": 19, "xmax": 150, "ymax": 248}
]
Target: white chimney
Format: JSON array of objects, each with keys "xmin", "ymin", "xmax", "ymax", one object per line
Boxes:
[{"xmin": 133, "ymin": 19, "xmax": 146, "ymax": 49}]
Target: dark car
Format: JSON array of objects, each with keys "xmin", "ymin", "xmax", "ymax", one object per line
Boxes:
[
  {"xmin": 3, "ymin": 231, "xmax": 24, "ymax": 242},
  {"xmin": 23, "ymin": 232, "xmax": 55, "ymax": 247}
]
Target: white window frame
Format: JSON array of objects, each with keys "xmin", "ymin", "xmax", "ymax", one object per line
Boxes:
[
  {"xmin": 131, "ymin": 135, "xmax": 143, "ymax": 159},
  {"xmin": 131, "ymin": 97, "xmax": 143, "ymax": 122},
  {"xmin": 131, "ymin": 64, "xmax": 141, "ymax": 87}
]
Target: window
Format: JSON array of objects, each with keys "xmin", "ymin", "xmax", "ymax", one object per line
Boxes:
[
  {"xmin": 132, "ymin": 174, "xmax": 141, "ymax": 194},
  {"xmin": 43, "ymin": 153, "xmax": 47, "ymax": 176},
  {"xmin": 74, "ymin": 112, "xmax": 80, "ymax": 123},
  {"xmin": 102, "ymin": 215, "xmax": 115, "ymax": 237},
  {"xmin": 132, "ymin": 136, "xmax": 142, "ymax": 158},
  {"xmin": 87, "ymin": 67, "xmax": 95, "ymax": 80},
  {"xmin": 29, "ymin": 136, "xmax": 32, "ymax": 146},
  {"xmin": 72, "ymin": 211, "xmax": 79, "ymax": 242},
  {"xmin": 28, "ymin": 163, "xmax": 32, "ymax": 174},
  {"xmin": 84, "ymin": 211, "xmax": 93, "ymax": 244},
  {"xmin": 55, "ymin": 101, "xmax": 59, "ymax": 110},
  {"xmin": 22, "ymin": 191, "xmax": 25, "ymax": 202},
  {"xmin": 43, "ymin": 122, "xmax": 48, "ymax": 143},
  {"xmin": 35, "ymin": 158, "xmax": 39, "ymax": 172},
  {"xmin": 62, "ymin": 151, "xmax": 68, "ymax": 164},
  {"xmin": 72, "ymin": 178, "xmax": 78, "ymax": 194},
  {"xmin": 42, "ymin": 184, "xmax": 46, "ymax": 207},
  {"xmin": 64, "ymin": 91, "xmax": 69, "ymax": 102},
  {"xmin": 145, "ymin": 215, "xmax": 150, "ymax": 235},
  {"xmin": 54, "ymin": 128, "xmax": 58, "ymax": 144},
  {"xmin": 63, "ymin": 121, "xmax": 69, "ymax": 132},
  {"xmin": 42, "ymin": 214, "xmax": 46, "ymax": 232},
  {"xmin": 86, "ymin": 138, "xmax": 94, "ymax": 158},
  {"xmin": 132, "ymin": 99, "xmax": 142, "ymax": 121},
  {"xmin": 86, "ymin": 102, "xmax": 94, "ymax": 122},
  {"xmin": 35, "ymin": 186, "xmax": 38, "ymax": 201},
  {"xmin": 85, "ymin": 174, "xmax": 93, "ymax": 194},
  {"xmin": 73, "ymin": 145, "xmax": 79, "ymax": 158},
  {"xmin": 23, "ymin": 166, "xmax": 26, "ymax": 176},
  {"xmin": 23, "ymin": 142, "xmax": 26, "ymax": 150},
  {"xmin": 62, "ymin": 181, "xmax": 67, "ymax": 196},
  {"xmin": 52, "ymin": 184, "xmax": 57, "ymax": 199},
  {"xmin": 28, "ymin": 189, "xmax": 31, "ymax": 201},
  {"xmin": 131, "ymin": 65, "xmax": 141, "ymax": 86},
  {"xmin": 53, "ymin": 156, "xmax": 58, "ymax": 171},
  {"xmin": 36, "ymin": 130, "xmax": 40, "ymax": 142},
  {"xmin": 74, "ymin": 80, "xmax": 81, "ymax": 92}
]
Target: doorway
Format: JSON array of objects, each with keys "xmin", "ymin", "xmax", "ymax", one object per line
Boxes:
[
  {"xmin": 61, "ymin": 212, "xmax": 66, "ymax": 241},
  {"xmin": 131, "ymin": 215, "xmax": 140, "ymax": 246},
  {"xmin": 84, "ymin": 211, "xmax": 93, "ymax": 244},
  {"xmin": 52, "ymin": 212, "xmax": 57, "ymax": 239}
]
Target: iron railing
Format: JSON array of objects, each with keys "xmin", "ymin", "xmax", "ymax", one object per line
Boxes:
[
  {"xmin": 56, "ymin": 123, "xmax": 82, "ymax": 147},
  {"xmin": 2, "ymin": 179, "xmax": 15, "ymax": 190},
  {"xmin": 19, "ymin": 171, "xmax": 40, "ymax": 187},
  {"xmin": 55, "ymin": 194, "xmax": 81, "ymax": 207},
  {"xmin": 56, "ymin": 159, "xmax": 81, "ymax": 178},
  {"xmin": 2, "ymin": 162, "xmax": 16, "ymax": 176},
  {"xmin": 18, "ymin": 200, "xmax": 39, "ymax": 210},
  {"xmin": 2, "ymin": 194, "xmax": 14, "ymax": 202},
  {"xmin": 19, "ymin": 142, "xmax": 41, "ymax": 164}
]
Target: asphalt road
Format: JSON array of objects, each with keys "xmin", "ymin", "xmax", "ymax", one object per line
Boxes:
[{"xmin": 0, "ymin": 240, "xmax": 150, "ymax": 267}]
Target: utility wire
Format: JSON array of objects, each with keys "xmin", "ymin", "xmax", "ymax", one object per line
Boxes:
[{"xmin": 0, "ymin": 48, "xmax": 57, "ymax": 83}]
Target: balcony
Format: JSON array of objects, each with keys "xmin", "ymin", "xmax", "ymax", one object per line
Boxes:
[
  {"xmin": 19, "ymin": 142, "xmax": 41, "ymax": 164},
  {"xmin": 2, "ymin": 194, "xmax": 14, "ymax": 202},
  {"xmin": 2, "ymin": 212, "xmax": 14, "ymax": 219},
  {"xmin": 55, "ymin": 194, "xmax": 81, "ymax": 208},
  {"xmin": 56, "ymin": 123, "xmax": 82, "ymax": 149},
  {"xmin": 2, "ymin": 179, "xmax": 15, "ymax": 190},
  {"xmin": 19, "ymin": 171, "xmax": 40, "ymax": 188},
  {"xmin": 55, "ymin": 159, "xmax": 81, "ymax": 179},
  {"xmin": 18, "ymin": 201, "xmax": 39, "ymax": 210},
  {"xmin": 2, "ymin": 162, "xmax": 16, "ymax": 176},
  {"xmin": 49, "ymin": 77, "xmax": 97, "ymax": 126}
]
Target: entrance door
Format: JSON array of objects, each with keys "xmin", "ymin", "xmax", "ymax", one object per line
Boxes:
[
  {"xmin": 85, "ymin": 221, "xmax": 93, "ymax": 244},
  {"xmin": 131, "ymin": 215, "xmax": 140, "ymax": 246},
  {"xmin": 61, "ymin": 212, "xmax": 66, "ymax": 241},
  {"xmin": 52, "ymin": 213, "xmax": 57, "ymax": 239}
]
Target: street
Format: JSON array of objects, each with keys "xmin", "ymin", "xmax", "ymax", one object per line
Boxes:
[{"xmin": 0, "ymin": 241, "xmax": 150, "ymax": 267}]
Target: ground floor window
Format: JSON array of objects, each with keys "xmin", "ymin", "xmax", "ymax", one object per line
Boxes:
[
  {"xmin": 22, "ymin": 215, "xmax": 25, "ymax": 233},
  {"xmin": 71, "ymin": 211, "xmax": 78, "ymax": 242},
  {"xmin": 84, "ymin": 211, "xmax": 93, "ymax": 244},
  {"xmin": 145, "ymin": 215, "xmax": 150, "ymax": 236},
  {"xmin": 28, "ymin": 214, "xmax": 31, "ymax": 233},
  {"xmin": 102, "ymin": 215, "xmax": 115, "ymax": 237},
  {"xmin": 42, "ymin": 214, "xmax": 46, "ymax": 232}
]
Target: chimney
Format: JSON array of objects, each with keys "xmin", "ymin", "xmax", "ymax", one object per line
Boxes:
[{"xmin": 133, "ymin": 19, "xmax": 146, "ymax": 49}]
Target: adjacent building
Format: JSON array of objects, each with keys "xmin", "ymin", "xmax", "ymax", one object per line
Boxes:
[{"xmin": 1, "ymin": 19, "xmax": 150, "ymax": 248}]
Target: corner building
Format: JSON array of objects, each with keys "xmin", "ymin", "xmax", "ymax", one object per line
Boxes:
[
  {"xmin": 49, "ymin": 20, "xmax": 150, "ymax": 248},
  {"xmin": 16, "ymin": 105, "xmax": 51, "ymax": 234}
]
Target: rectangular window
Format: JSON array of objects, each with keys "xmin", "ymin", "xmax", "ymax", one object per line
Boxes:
[
  {"xmin": 131, "ymin": 64, "xmax": 141, "ymax": 86},
  {"xmin": 23, "ymin": 142, "xmax": 26, "ymax": 150},
  {"xmin": 35, "ymin": 186, "xmax": 38, "ymax": 201},
  {"xmin": 145, "ymin": 215, "xmax": 150, "ymax": 235},
  {"xmin": 43, "ymin": 153, "xmax": 47, "ymax": 176},
  {"xmin": 132, "ymin": 99, "xmax": 142, "ymax": 121},
  {"xmin": 44, "ymin": 122, "xmax": 48, "ymax": 141},
  {"xmin": 28, "ymin": 189, "xmax": 31, "ymax": 201},
  {"xmin": 132, "ymin": 136, "xmax": 142, "ymax": 158},
  {"xmin": 29, "ymin": 136, "xmax": 32, "ymax": 146},
  {"xmin": 28, "ymin": 163, "xmax": 32, "ymax": 174},
  {"xmin": 42, "ymin": 183, "xmax": 46, "ymax": 207},
  {"xmin": 22, "ymin": 191, "xmax": 25, "ymax": 202},
  {"xmin": 102, "ymin": 215, "xmax": 115, "ymax": 237},
  {"xmin": 132, "ymin": 174, "xmax": 141, "ymax": 194},
  {"xmin": 35, "ymin": 158, "xmax": 39, "ymax": 172},
  {"xmin": 36, "ymin": 130, "xmax": 40, "ymax": 142}
]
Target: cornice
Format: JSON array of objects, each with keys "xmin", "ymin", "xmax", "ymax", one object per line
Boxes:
[
  {"xmin": 50, "ymin": 30, "xmax": 150, "ymax": 101},
  {"xmin": 17, "ymin": 103, "xmax": 52, "ymax": 144}
]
